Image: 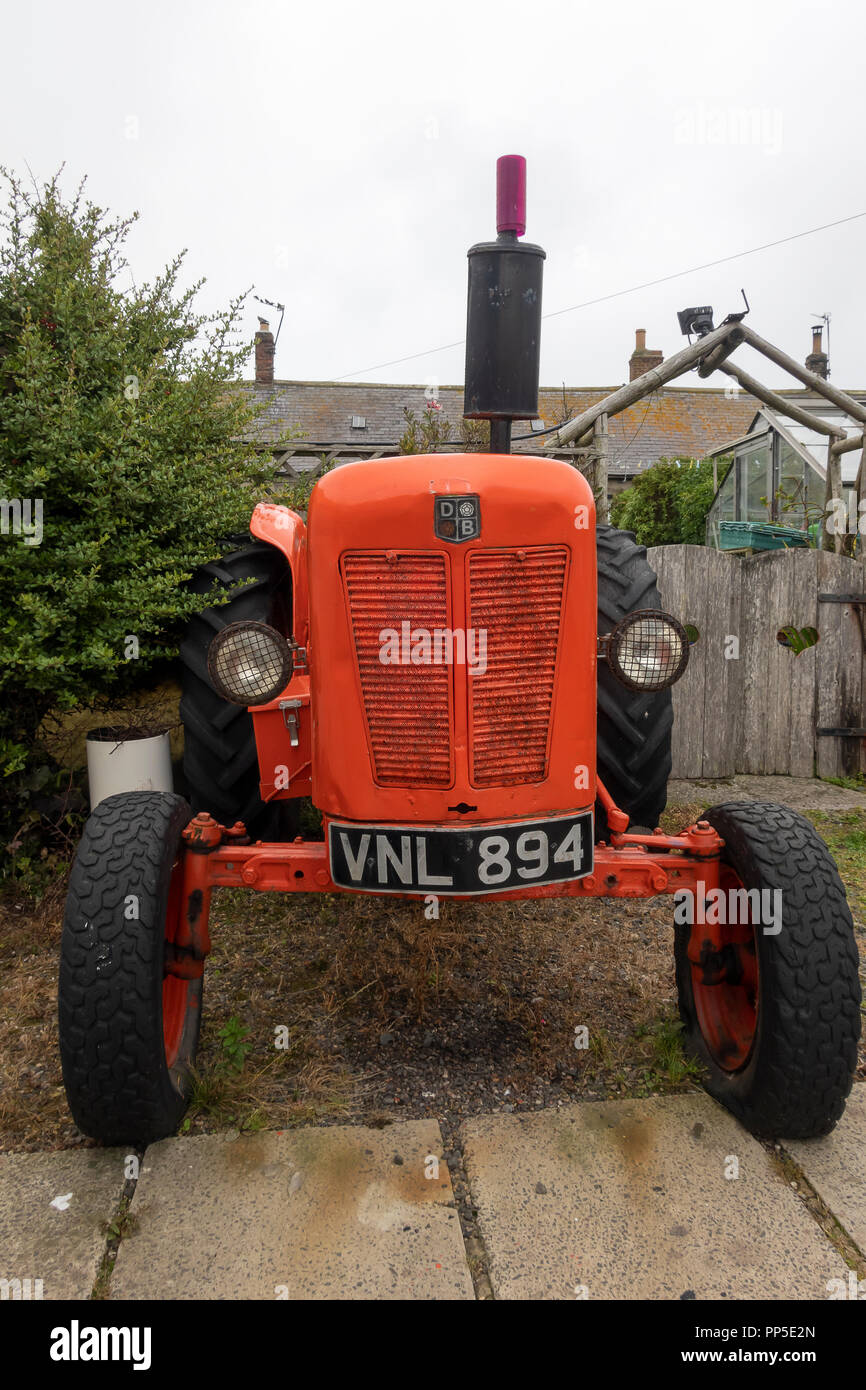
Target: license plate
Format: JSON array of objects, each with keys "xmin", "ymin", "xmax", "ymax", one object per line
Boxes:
[{"xmin": 328, "ymin": 811, "xmax": 593, "ymax": 896}]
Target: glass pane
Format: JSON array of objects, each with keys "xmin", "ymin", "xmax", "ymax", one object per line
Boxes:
[
  {"xmin": 804, "ymin": 463, "xmax": 825, "ymax": 514},
  {"xmin": 706, "ymin": 460, "xmax": 736, "ymax": 547},
  {"xmin": 777, "ymin": 441, "xmax": 806, "ymax": 526},
  {"xmin": 737, "ymin": 442, "xmax": 770, "ymax": 522},
  {"xmin": 715, "ymin": 462, "xmax": 736, "ymax": 520}
]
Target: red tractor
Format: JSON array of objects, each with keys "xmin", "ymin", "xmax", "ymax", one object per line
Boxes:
[{"xmin": 58, "ymin": 159, "xmax": 860, "ymax": 1146}]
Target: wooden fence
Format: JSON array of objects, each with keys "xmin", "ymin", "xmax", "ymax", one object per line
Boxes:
[{"xmin": 645, "ymin": 545, "xmax": 866, "ymax": 780}]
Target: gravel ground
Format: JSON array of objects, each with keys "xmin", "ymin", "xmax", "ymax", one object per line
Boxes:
[{"xmin": 194, "ymin": 882, "xmax": 693, "ymax": 1136}]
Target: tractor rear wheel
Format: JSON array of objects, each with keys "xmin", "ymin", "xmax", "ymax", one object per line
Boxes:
[
  {"xmin": 674, "ymin": 801, "xmax": 861, "ymax": 1139},
  {"xmin": 595, "ymin": 525, "xmax": 673, "ymax": 836},
  {"xmin": 179, "ymin": 540, "xmax": 291, "ymax": 837},
  {"xmin": 59, "ymin": 792, "xmax": 201, "ymax": 1145}
]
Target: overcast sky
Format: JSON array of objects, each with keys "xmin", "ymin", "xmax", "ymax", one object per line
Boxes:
[{"xmin": 4, "ymin": 0, "xmax": 866, "ymax": 394}]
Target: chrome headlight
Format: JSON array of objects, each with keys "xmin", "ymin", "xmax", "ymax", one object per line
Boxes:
[
  {"xmin": 604, "ymin": 610, "xmax": 689, "ymax": 692},
  {"xmin": 207, "ymin": 622, "xmax": 292, "ymax": 706}
]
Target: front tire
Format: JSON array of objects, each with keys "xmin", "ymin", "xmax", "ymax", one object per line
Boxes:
[
  {"xmin": 674, "ymin": 801, "xmax": 861, "ymax": 1138},
  {"xmin": 58, "ymin": 792, "xmax": 200, "ymax": 1145}
]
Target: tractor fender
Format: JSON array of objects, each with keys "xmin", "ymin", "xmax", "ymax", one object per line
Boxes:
[{"xmin": 250, "ymin": 502, "xmax": 309, "ymax": 648}]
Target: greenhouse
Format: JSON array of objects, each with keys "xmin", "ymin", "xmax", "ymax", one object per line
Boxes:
[{"xmin": 703, "ymin": 400, "xmax": 863, "ymax": 549}]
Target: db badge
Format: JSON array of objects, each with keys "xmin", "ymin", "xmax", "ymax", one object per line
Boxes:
[{"xmin": 434, "ymin": 494, "xmax": 481, "ymax": 543}]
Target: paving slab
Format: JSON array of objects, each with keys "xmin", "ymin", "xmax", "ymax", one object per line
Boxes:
[
  {"xmin": 462, "ymin": 1094, "xmax": 847, "ymax": 1300},
  {"xmin": 0, "ymin": 1148, "xmax": 127, "ymax": 1299},
  {"xmin": 111, "ymin": 1120, "xmax": 472, "ymax": 1300},
  {"xmin": 668, "ymin": 774, "xmax": 866, "ymax": 812},
  {"xmin": 787, "ymin": 1085, "xmax": 866, "ymax": 1254}
]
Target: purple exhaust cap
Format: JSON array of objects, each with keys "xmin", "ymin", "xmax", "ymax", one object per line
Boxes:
[{"xmin": 496, "ymin": 154, "xmax": 526, "ymax": 237}]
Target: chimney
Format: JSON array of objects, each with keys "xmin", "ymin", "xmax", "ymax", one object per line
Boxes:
[
  {"xmin": 255, "ymin": 317, "xmax": 275, "ymax": 385},
  {"xmin": 629, "ymin": 328, "xmax": 664, "ymax": 381},
  {"xmin": 805, "ymin": 325, "xmax": 828, "ymax": 380}
]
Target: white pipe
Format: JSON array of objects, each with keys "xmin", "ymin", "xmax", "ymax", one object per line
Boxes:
[{"xmin": 86, "ymin": 730, "xmax": 173, "ymax": 809}]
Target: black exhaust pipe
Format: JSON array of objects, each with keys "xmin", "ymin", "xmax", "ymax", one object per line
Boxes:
[{"xmin": 463, "ymin": 155, "xmax": 546, "ymax": 454}]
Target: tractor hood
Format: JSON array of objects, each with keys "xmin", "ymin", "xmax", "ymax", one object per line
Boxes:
[{"xmin": 302, "ymin": 452, "xmax": 597, "ymax": 825}]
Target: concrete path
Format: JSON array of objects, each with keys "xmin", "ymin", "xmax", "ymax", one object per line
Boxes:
[
  {"xmin": 462, "ymin": 1095, "xmax": 847, "ymax": 1300},
  {"xmin": 787, "ymin": 1087, "xmax": 866, "ymax": 1254},
  {"xmin": 1, "ymin": 1090, "xmax": 864, "ymax": 1300},
  {"xmin": 111, "ymin": 1121, "xmax": 472, "ymax": 1301},
  {"xmin": 0, "ymin": 1148, "xmax": 127, "ymax": 1300}
]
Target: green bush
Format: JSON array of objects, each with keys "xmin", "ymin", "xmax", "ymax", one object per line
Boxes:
[
  {"xmin": 398, "ymin": 404, "xmax": 489, "ymax": 454},
  {"xmin": 609, "ymin": 456, "xmax": 721, "ymax": 547},
  {"xmin": 0, "ymin": 169, "xmax": 282, "ymax": 858}
]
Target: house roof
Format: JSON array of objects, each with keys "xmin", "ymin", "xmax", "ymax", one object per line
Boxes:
[
  {"xmin": 242, "ymin": 379, "xmax": 866, "ymax": 479},
  {"xmin": 242, "ymin": 379, "xmax": 758, "ymax": 476}
]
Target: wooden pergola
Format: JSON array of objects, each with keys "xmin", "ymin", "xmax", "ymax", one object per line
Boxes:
[{"xmin": 543, "ymin": 318, "xmax": 866, "ymax": 553}]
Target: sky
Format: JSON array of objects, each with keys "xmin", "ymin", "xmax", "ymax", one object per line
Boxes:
[{"xmin": 3, "ymin": 0, "xmax": 866, "ymax": 394}]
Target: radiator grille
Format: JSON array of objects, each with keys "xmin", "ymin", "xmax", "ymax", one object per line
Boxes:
[
  {"xmin": 342, "ymin": 552, "xmax": 452, "ymax": 786},
  {"xmin": 468, "ymin": 548, "xmax": 568, "ymax": 786}
]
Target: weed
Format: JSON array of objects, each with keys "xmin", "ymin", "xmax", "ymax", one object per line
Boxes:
[
  {"xmin": 823, "ymin": 773, "xmax": 866, "ymax": 794},
  {"xmin": 104, "ymin": 1207, "xmax": 138, "ymax": 1242},
  {"xmin": 217, "ymin": 1015, "xmax": 251, "ymax": 1073}
]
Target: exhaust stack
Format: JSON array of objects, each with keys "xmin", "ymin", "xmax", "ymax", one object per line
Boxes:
[{"xmin": 463, "ymin": 155, "xmax": 546, "ymax": 453}]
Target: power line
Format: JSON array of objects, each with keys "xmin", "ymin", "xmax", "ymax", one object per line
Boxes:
[
  {"xmin": 334, "ymin": 209, "xmax": 866, "ymax": 382},
  {"xmin": 334, "ymin": 336, "xmax": 465, "ymax": 381}
]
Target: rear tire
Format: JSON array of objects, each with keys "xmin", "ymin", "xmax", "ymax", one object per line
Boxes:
[
  {"xmin": 674, "ymin": 801, "xmax": 861, "ymax": 1139},
  {"xmin": 59, "ymin": 792, "xmax": 200, "ymax": 1145},
  {"xmin": 595, "ymin": 525, "xmax": 673, "ymax": 836},
  {"xmin": 179, "ymin": 540, "xmax": 290, "ymax": 836}
]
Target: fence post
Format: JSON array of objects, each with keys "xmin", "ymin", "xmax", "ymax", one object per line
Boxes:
[
  {"xmin": 823, "ymin": 439, "xmax": 844, "ymax": 554},
  {"xmin": 592, "ymin": 414, "xmax": 609, "ymax": 523}
]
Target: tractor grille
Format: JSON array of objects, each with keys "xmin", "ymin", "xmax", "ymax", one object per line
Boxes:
[
  {"xmin": 342, "ymin": 552, "xmax": 453, "ymax": 786},
  {"xmin": 467, "ymin": 548, "xmax": 568, "ymax": 786}
]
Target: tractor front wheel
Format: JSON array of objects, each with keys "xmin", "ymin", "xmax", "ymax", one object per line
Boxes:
[
  {"xmin": 674, "ymin": 801, "xmax": 861, "ymax": 1139},
  {"xmin": 58, "ymin": 792, "xmax": 201, "ymax": 1145}
]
